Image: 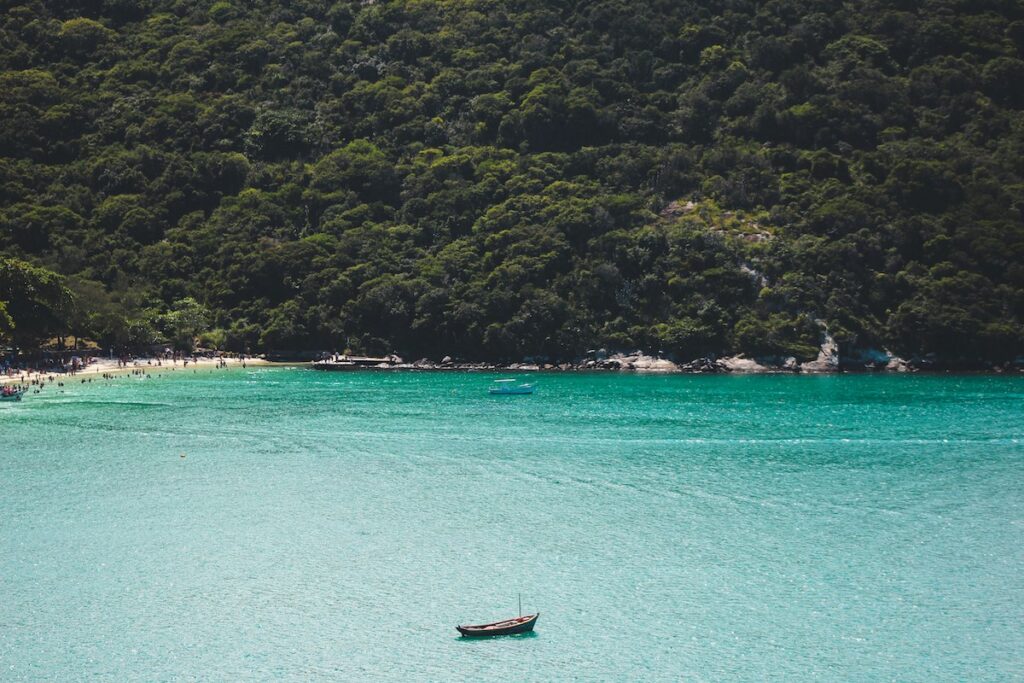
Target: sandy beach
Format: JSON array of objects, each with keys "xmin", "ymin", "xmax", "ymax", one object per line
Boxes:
[{"xmin": 2, "ymin": 356, "xmax": 276, "ymax": 388}]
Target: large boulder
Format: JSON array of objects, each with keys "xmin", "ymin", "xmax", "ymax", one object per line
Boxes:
[
  {"xmin": 630, "ymin": 354, "xmax": 680, "ymax": 372},
  {"xmin": 718, "ymin": 355, "xmax": 770, "ymax": 373}
]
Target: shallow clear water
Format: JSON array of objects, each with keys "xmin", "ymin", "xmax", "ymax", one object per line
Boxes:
[{"xmin": 1, "ymin": 368, "xmax": 1022, "ymax": 681}]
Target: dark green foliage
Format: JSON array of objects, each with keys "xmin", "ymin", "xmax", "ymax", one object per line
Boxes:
[
  {"xmin": 0, "ymin": 300, "xmax": 12, "ymax": 340},
  {"xmin": 0, "ymin": 0, "xmax": 1022, "ymax": 362},
  {"xmin": 0, "ymin": 256, "xmax": 74, "ymax": 346}
]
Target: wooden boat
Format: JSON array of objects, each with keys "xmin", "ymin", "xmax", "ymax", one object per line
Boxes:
[{"xmin": 456, "ymin": 613, "xmax": 539, "ymax": 637}]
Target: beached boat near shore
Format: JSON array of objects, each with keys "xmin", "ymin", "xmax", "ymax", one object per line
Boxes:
[
  {"xmin": 1, "ymin": 388, "xmax": 25, "ymax": 402},
  {"xmin": 489, "ymin": 379, "xmax": 534, "ymax": 395},
  {"xmin": 312, "ymin": 355, "xmax": 401, "ymax": 370},
  {"xmin": 456, "ymin": 613, "xmax": 539, "ymax": 637}
]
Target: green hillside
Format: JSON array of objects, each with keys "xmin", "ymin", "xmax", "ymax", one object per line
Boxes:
[{"xmin": 2, "ymin": 0, "xmax": 1023, "ymax": 363}]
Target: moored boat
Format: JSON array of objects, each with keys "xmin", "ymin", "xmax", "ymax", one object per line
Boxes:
[
  {"xmin": 0, "ymin": 387, "xmax": 24, "ymax": 402},
  {"xmin": 488, "ymin": 378, "xmax": 534, "ymax": 395},
  {"xmin": 456, "ymin": 612, "xmax": 539, "ymax": 637}
]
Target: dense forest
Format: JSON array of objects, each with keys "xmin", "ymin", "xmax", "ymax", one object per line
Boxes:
[{"xmin": 1, "ymin": 0, "xmax": 1023, "ymax": 364}]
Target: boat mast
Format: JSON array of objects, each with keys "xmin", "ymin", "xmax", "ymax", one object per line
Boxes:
[{"xmin": 519, "ymin": 593, "xmax": 522, "ymax": 617}]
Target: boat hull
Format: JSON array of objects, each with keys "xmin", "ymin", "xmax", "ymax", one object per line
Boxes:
[
  {"xmin": 0, "ymin": 392, "xmax": 23, "ymax": 402},
  {"xmin": 488, "ymin": 386, "xmax": 534, "ymax": 395},
  {"xmin": 456, "ymin": 613, "xmax": 539, "ymax": 637}
]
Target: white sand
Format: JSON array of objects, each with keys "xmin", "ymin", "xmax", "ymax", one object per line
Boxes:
[{"xmin": 2, "ymin": 356, "xmax": 274, "ymax": 386}]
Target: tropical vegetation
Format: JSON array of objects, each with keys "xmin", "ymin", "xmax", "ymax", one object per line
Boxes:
[{"xmin": 1, "ymin": 0, "xmax": 1022, "ymax": 363}]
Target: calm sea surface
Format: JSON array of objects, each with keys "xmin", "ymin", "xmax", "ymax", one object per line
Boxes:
[{"xmin": 1, "ymin": 368, "xmax": 1022, "ymax": 681}]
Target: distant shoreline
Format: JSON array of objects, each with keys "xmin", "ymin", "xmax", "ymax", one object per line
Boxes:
[
  {"xmin": 308, "ymin": 354, "xmax": 1024, "ymax": 375},
  {"xmin": 4, "ymin": 355, "xmax": 1021, "ymax": 390}
]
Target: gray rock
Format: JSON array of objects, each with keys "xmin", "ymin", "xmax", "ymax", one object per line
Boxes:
[
  {"xmin": 718, "ymin": 355, "xmax": 770, "ymax": 373},
  {"xmin": 799, "ymin": 330, "xmax": 839, "ymax": 373}
]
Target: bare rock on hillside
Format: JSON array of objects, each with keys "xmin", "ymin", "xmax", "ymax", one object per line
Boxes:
[{"xmin": 800, "ymin": 332, "xmax": 839, "ymax": 373}]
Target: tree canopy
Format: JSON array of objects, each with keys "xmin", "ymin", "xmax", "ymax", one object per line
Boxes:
[
  {"xmin": 0, "ymin": 256, "xmax": 73, "ymax": 347},
  {"xmin": 1, "ymin": 0, "xmax": 1022, "ymax": 363}
]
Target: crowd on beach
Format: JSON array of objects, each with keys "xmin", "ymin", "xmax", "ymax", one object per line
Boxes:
[
  {"xmin": 1, "ymin": 351, "xmax": 255, "ymax": 398},
  {"xmin": 2, "ymin": 354, "xmax": 89, "ymax": 377}
]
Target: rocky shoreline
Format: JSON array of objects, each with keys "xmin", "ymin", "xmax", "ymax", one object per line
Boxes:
[{"xmin": 312, "ymin": 350, "xmax": 1024, "ymax": 374}]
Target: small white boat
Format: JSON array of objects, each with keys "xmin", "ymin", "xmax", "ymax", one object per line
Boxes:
[{"xmin": 489, "ymin": 379, "xmax": 534, "ymax": 395}]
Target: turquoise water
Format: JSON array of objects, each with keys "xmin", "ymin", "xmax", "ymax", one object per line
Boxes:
[{"xmin": 2, "ymin": 369, "xmax": 1022, "ymax": 681}]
